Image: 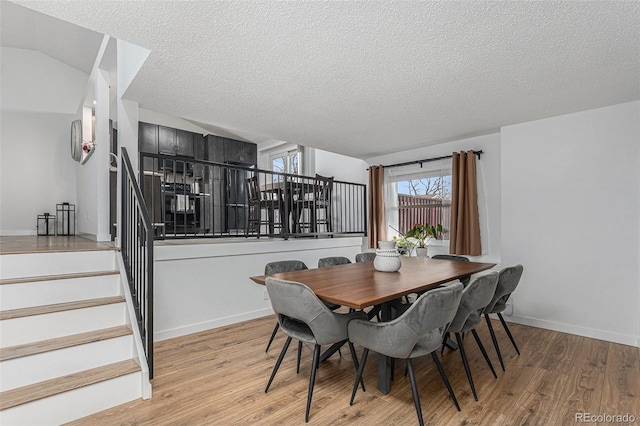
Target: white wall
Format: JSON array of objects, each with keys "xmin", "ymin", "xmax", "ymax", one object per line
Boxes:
[
  {"xmin": 501, "ymin": 101, "xmax": 640, "ymax": 347},
  {"xmin": 0, "ymin": 46, "xmax": 88, "ymax": 235},
  {"xmin": 0, "ymin": 111, "xmax": 78, "ymax": 235},
  {"xmin": 76, "ymin": 66, "xmax": 112, "ymax": 241},
  {"xmin": 0, "ymin": 47, "xmax": 88, "ymax": 115},
  {"xmin": 365, "ymin": 133, "xmax": 502, "ymax": 263},
  {"xmin": 257, "ymin": 144, "xmax": 368, "ymax": 184},
  {"xmin": 153, "ymin": 236, "xmax": 365, "ymax": 341},
  {"xmin": 314, "ymin": 149, "xmax": 368, "ymax": 185}
]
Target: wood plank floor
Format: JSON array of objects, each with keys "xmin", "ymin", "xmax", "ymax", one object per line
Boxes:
[
  {"xmin": 0, "ymin": 235, "xmax": 114, "ymax": 255},
  {"xmin": 66, "ymin": 316, "xmax": 639, "ymax": 425}
]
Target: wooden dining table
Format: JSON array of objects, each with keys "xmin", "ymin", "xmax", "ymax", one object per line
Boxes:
[{"xmin": 250, "ymin": 256, "xmax": 496, "ymax": 394}]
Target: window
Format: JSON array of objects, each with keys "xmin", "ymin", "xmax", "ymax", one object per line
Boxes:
[
  {"xmin": 270, "ymin": 147, "xmax": 301, "ymax": 181},
  {"xmin": 385, "ymin": 162, "xmax": 451, "ymax": 240}
]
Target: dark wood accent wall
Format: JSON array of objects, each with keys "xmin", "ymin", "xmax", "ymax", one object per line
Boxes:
[{"xmin": 138, "ymin": 122, "xmax": 257, "ymax": 236}]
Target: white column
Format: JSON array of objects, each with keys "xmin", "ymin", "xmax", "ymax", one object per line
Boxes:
[{"xmin": 94, "ymin": 67, "xmax": 111, "ymax": 241}]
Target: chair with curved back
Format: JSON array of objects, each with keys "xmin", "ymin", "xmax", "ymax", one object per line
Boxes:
[
  {"xmin": 445, "ymin": 272, "xmax": 499, "ymax": 401},
  {"xmin": 431, "ymin": 255, "xmax": 470, "ymax": 286},
  {"xmin": 264, "ymin": 260, "xmax": 308, "ymax": 352},
  {"xmin": 355, "ymin": 252, "xmax": 376, "ymax": 263},
  {"xmin": 318, "ymin": 256, "xmax": 351, "ymax": 268},
  {"xmin": 264, "ymin": 277, "xmax": 367, "ymax": 423},
  {"xmin": 482, "ymin": 264, "xmax": 524, "ymax": 371},
  {"xmin": 431, "ymin": 254, "xmax": 470, "ymax": 262},
  {"xmin": 348, "ymin": 282, "xmax": 465, "ymax": 426},
  {"xmin": 264, "ymin": 260, "xmax": 339, "ymax": 353}
]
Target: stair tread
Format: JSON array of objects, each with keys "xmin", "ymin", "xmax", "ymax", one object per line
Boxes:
[
  {"xmin": 0, "ymin": 296, "xmax": 125, "ymax": 321},
  {"xmin": 0, "ymin": 325, "xmax": 132, "ymax": 361},
  {"xmin": 0, "ymin": 270, "xmax": 120, "ymax": 286},
  {"xmin": 0, "ymin": 359, "xmax": 140, "ymax": 410}
]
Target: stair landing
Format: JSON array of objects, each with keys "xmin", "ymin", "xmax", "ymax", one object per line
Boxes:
[{"xmin": 0, "ymin": 236, "xmax": 115, "ymax": 255}]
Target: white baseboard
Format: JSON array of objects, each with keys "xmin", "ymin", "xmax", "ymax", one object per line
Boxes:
[
  {"xmin": 0, "ymin": 230, "xmax": 37, "ymax": 236},
  {"xmin": 154, "ymin": 308, "xmax": 274, "ymax": 342},
  {"xmin": 505, "ymin": 314, "xmax": 640, "ymax": 348}
]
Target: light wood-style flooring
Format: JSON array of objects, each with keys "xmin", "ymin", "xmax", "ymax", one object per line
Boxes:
[
  {"xmin": 0, "ymin": 235, "xmax": 114, "ymax": 255},
  {"xmin": 67, "ymin": 315, "xmax": 639, "ymax": 425}
]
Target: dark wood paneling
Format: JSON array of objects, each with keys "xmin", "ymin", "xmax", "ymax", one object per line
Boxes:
[
  {"xmin": 242, "ymin": 141, "xmax": 257, "ymax": 165},
  {"xmin": 205, "ymin": 135, "xmax": 225, "ymax": 162},
  {"xmin": 176, "ymin": 130, "xmax": 194, "ymax": 157},
  {"xmin": 139, "ymin": 122, "xmax": 158, "ymax": 154},
  {"xmin": 193, "ymin": 134, "xmax": 205, "ymax": 160},
  {"xmin": 193, "ymin": 134, "xmax": 205, "ymax": 178},
  {"xmin": 223, "ymin": 138, "xmax": 243, "ymax": 163},
  {"xmin": 158, "ymin": 126, "xmax": 177, "ymax": 155}
]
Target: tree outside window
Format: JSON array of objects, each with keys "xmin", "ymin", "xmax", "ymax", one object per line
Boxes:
[{"xmin": 397, "ymin": 174, "xmax": 451, "ymax": 239}]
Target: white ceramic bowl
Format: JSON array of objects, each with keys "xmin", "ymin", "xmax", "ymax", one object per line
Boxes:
[{"xmin": 374, "ymin": 254, "xmax": 401, "ymax": 272}]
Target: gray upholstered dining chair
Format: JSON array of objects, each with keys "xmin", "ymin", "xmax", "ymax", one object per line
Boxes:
[
  {"xmin": 431, "ymin": 254, "xmax": 470, "ymax": 262},
  {"xmin": 431, "ymin": 254, "xmax": 471, "ymax": 286},
  {"xmin": 264, "ymin": 277, "xmax": 367, "ymax": 423},
  {"xmin": 318, "ymin": 256, "xmax": 352, "ymax": 268},
  {"xmin": 348, "ymin": 282, "xmax": 464, "ymax": 426},
  {"xmin": 445, "ymin": 272, "xmax": 499, "ymax": 401},
  {"xmin": 264, "ymin": 260, "xmax": 308, "ymax": 352},
  {"xmin": 482, "ymin": 264, "xmax": 524, "ymax": 371},
  {"xmin": 355, "ymin": 252, "xmax": 376, "ymax": 263},
  {"xmin": 264, "ymin": 260, "xmax": 342, "ymax": 354}
]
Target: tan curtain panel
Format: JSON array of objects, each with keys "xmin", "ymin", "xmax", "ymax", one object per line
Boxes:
[
  {"xmin": 449, "ymin": 151, "xmax": 481, "ymax": 255},
  {"xmin": 368, "ymin": 165, "xmax": 386, "ymax": 248}
]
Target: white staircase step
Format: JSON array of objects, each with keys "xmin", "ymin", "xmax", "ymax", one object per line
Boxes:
[
  {"xmin": 1, "ymin": 333, "xmax": 134, "ymax": 391},
  {"xmin": 0, "ymin": 325, "xmax": 132, "ymax": 361},
  {"xmin": 0, "ymin": 241, "xmax": 148, "ymax": 424},
  {"xmin": 0, "ymin": 296, "xmax": 125, "ymax": 320},
  {"xmin": 0, "ymin": 250, "xmax": 117, "ymax": 279},
  {"xmin": 0, "ymin": 360, "xmax": 141, "ymax": 425},
  {"xmin": 0, "ymin": 271, "xmax": 121, "ymax": 310},
  {"xmin": 0, "ymin": 300, "xmax": 126, "ymax": 347}
]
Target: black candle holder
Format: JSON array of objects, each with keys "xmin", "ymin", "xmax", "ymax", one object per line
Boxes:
[
  {"xmin": 37, "ymin": 213, "xmax": 56, "ymax": 236},
  {"xmin": 56, "ymin": 202, "xmax": 76, "ymax": 236}
]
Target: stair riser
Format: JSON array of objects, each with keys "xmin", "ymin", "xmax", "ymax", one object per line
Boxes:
[
  {"xmin": 0, "ymin": 303, "xmax": 126, "ymax": 347},
  {"xmin": 0, "ymin": 372, "xmax": 142, "ymax": 426},
  {"xmin": 1, "ymin": 335, "xmax": 134, "ymax": 392},
  {"xmin": 0, "ymin": 275, "xmax": 121, "ymax": 310},
  {"xmin": 0, "ymin": 251, "xmax": 116, "ymax": 279}
]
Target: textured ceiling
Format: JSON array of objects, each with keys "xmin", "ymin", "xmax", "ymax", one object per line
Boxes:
[
  {"xmin": 8, "ymin": 1, "xmax": 640, "ymax": 159},
  {"xmin": 0, "ymin": 1, "xmax": 103, "ymax": 74}
]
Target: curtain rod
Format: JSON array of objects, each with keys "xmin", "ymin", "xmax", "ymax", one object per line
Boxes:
[{"xmin": 370, "ymin": 150, "xmax": 483, "ymax": 170}]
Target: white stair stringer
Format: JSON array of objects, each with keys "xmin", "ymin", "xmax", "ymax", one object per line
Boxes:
[
  {"xmin": 0, "ymin": 248, "xmax": 151, "ymax": 424},
  {"xmin": 117, "ymin": 253, "xmax": 153, "ymax": 400}
]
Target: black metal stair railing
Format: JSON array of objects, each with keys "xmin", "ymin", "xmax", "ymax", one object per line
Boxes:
[
  {"xmin": 139, "ymin": 151, "xmax": 367, "ymax": 240},
  {"xmin": 121, "ymin": 147, "xmax": 154, "ymax": 379}
]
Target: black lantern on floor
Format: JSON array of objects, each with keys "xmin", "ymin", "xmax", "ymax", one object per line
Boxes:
[
  {"xmin": 37, "ymin": 213, "xmax": 56, "ymax": 236},
  {"xmin": 56, "ymin": 202, "xmax": 76, "ymax": 236}
]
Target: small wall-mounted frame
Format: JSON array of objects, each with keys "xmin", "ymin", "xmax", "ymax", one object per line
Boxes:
[
  {"xmin": 37, "ymin": 213, "xmax": 56, "ymax": 236},
  {"xmin": 56, "ymin": 202, "xmax": 76, "ymax": 236}
]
